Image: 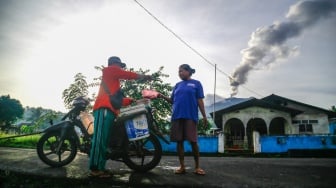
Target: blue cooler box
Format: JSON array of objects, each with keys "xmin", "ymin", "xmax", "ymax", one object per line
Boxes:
[{"xmin": 120, "ymin": 104, "xmax": 150, "ymax": 141}]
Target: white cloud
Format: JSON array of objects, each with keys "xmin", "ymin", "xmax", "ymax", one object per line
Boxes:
[{"xmin": 0, "ymin": 0, "xmax": 335, "ymax": 111}]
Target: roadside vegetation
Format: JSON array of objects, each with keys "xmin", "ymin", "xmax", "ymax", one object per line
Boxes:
[{"xmin": 0, "ymin": 132, "xmax": 40, "ymax": 149}]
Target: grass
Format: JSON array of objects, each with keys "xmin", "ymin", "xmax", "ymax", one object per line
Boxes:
[{"xmin": 0, "ymin": 132, "xmax": 41, "ymax": 148}]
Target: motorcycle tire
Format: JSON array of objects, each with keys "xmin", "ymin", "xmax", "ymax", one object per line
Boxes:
[
  {"xmin": 36, "ymin": 131, "xmax": 77, "ymax": 167},
  {"xmin": 123, "ymin": 134, "xmax": 162, "ymax": 172}
]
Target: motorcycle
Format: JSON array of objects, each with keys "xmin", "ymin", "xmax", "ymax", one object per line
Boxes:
[{"xmin": 36, "ymin": 94, "xmax": 169, "ymax": 172}]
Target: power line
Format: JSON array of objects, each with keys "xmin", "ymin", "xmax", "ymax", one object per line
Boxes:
[{"xmin": 133, "ymin": 0, "xmax": 263, "ymax": 98}]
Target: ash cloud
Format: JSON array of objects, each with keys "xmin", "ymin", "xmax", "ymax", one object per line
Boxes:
[{"xmin": 230, "ymin": 0, "xmax": 336, "ymax": 96}]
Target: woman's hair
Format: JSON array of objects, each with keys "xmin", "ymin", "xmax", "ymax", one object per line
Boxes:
[{"xmin": 179, "ymin": 64, "xmax": 195, "ymax": 75}]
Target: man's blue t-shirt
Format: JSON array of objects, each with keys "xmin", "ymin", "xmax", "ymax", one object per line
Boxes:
[{"xmin": 171, "ymin": 79, "xmax": 204, "ymax": 122}]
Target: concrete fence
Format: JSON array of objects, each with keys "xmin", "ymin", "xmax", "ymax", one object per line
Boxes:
[
  {"xmin": 158, "ymin": 134, "xmax": 336, "ymax": 154},
  {"xmin": 159, "ymin": 135, "xmax": 222, "ymax": 153},
  {"xmin": 260, "ymin": 134, "xmax": 336, "ymax": 153}
]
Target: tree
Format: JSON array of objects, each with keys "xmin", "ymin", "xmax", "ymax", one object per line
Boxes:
[
  {"xmin": 31, "ymin": 111, "xmax": 59, "ymax": 131},
  {"xmin": 25, "ymin": 107, "xmax": 44, "ymax": 122},
  {"xmin": 0, "ymin": 95, "xmax": 24, "ymax": 131},
  {"xmin": 121, "ymin": 67, "xmax": 173, "ymax": 133},
  {"xmin": 62, "ymin": 73, "xmax": 89, "ymax": 109},
  {"xmin": 197, "ymin": 119, "xmax": 211, "ymax": 135},
  {"xmin": 20, "ymin": 125, "xmax": 34, "ymax": 134},
  {"xmin": 89, "ymin": 66, "xmax": 173, "ymax": 133},
  {"xmin": 18, "ymin": 107, "xmax": 63, "ymax": 134},
  {"xmin": 331, "ymin": 106, "xmax": 336, "ymax": 112}
]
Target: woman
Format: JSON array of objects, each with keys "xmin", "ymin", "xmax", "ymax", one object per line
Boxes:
[{"xmin": 159, "ymin": 64, "xmax": 207, "ymax": 175}]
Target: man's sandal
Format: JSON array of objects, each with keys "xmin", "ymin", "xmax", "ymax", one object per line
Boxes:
[
  {"xmin": 194, "ymin": 168, "xmax": 206, "ymax": 175},
  {"xmin": 174, "ymin": 168, "xmax": 186, "ymax": 174},
  {"xmin": 88, "ymin": 171, "xmax": 112, "ymax": 178}
]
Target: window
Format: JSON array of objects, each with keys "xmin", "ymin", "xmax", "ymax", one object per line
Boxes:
[
  {"xmin": 299, "ymin": 124, "xmax": 305, "ymax": 132},
  {"xmin": 299, "ymin": 124, "xmax": 313, "ymax": 134},
  {"xmin": 309, "ymin": 120, "xmax": 318, "ymax": 124},
  {"xmin": 292, "ymin": 120, "xmax": 300, "ymax": 124},
  {"xmin": 295, "ymin": 119, "xmax": 316, "ymax": 133}
]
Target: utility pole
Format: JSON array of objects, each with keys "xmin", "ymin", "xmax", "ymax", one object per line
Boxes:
[{"xmin": 213, "ymin": 64, "xmax": 216, "ymax": 124}]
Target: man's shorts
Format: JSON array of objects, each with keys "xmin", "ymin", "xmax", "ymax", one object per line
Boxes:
[{"xmin": 170, "ymin": 119, "xmax": 198, "ymax": 142}]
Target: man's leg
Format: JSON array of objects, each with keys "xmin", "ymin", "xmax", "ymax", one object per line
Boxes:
[{"xmin": 89, "ymin": 109, "xmax": 115, "ymax": 172}]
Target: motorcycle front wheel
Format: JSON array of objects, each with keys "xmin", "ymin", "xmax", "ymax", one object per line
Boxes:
[
  {"xmin": 123, "ymin": 134, "xmax": 162, "ymax": 172},
  {"xmin": 36, "ymin": 131, "xmax": 77, "ymax": 167}
]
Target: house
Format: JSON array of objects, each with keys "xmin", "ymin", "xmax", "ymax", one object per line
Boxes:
[
  {"xmin": 206, "ymin": 94, "xmax": 336, "ymax": 152},
  {"xmin": 262, "ymin": 94, "xmax": 336, "ymax": 134}
]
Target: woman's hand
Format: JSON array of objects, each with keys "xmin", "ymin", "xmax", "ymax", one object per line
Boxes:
[
  {"xmin": 202, "ymin": 118, "xmax": 208, "ymax": 128},
  {"xmin": 157, "ymin": 93, "xmax": 163, "ymax": 98},
  {"xmin": 157, "ymin": 93, "xmax": 172, "ymax": 104}
]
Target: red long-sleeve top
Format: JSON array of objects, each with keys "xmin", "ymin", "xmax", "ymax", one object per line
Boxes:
[{"xmin": 93, "ymin": 65, "xmax": 138, "ymax": 114}]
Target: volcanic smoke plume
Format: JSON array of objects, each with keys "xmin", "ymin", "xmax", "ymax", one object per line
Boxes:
[{"xmin": 230, "ymin": 0, "xmax": 336, "ymax": 96}]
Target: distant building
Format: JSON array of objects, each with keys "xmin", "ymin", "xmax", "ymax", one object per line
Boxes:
[{"xmin": 206, "ymin": 94, "xmax": 336, "ymax": 151}]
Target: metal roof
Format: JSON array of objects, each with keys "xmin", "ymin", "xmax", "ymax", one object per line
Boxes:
[
  {"xmin": 206, "ymin": 97, "xmax": 303, "ymax": 117},
  {"xmin": 205, "ymin": 97, "xmax": 255, "ymax": 114}
]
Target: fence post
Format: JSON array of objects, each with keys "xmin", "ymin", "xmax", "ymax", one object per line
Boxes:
[
  {"xmin": 218, "ymin": 132, "xmax": 224, "ymax": 153},
  {"xmin": 253, "ymin": 131, "xmax": 261, "ymax": 153}
]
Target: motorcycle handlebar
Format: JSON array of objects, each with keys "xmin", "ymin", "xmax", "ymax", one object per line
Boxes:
[{"xmin": 61, "ymin": 108, "xmax": 80, "ymax": 121}]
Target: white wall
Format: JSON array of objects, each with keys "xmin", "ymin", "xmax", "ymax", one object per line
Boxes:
[
  {"xmin": 222, "ymin": 106, "xmax": 292, "ymax": 133},
  {"xmin": 292, "ymin": 113, "xmax": 329, "ymax": 134},
  {"xmin": 221, "ymin": 106, "xmax": 329, "ymax": 135}
]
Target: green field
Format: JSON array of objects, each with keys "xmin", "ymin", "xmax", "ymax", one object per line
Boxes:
[{"xmin": 0, "ymin": 132, "xmax": 41, "ymax": 148}]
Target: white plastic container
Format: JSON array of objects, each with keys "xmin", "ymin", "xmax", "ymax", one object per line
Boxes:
[
  {"xmin": 79, "ymin": 112, "xmax": 94, "ymax": 135},
  {"xmin": 120, "ymin": 104, "xmax": 148, "ymax": 116}
]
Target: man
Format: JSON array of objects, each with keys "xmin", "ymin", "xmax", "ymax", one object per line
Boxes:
[{"xmin": 89, "ymin": 56, "xmax": 151, "ymax": 178}]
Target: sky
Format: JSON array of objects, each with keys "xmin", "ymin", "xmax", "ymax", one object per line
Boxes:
[{"xmin": 0, "ymin": 0, "xmax": 335, "ymax": 112}]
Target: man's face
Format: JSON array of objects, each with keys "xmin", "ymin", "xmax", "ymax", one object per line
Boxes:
[{"xmin": 112, "ymin": 62, "xmax": 125, "ymax": 69}]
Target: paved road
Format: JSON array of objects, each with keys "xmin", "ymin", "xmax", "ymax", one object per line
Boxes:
[{"xmin": 0, "ymin": 147, "xmax": 336, "ymax": 187}]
